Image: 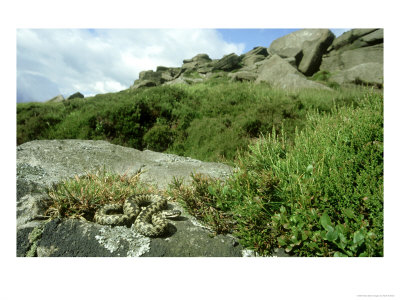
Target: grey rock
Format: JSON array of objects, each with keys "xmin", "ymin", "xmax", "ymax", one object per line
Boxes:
[
  {"xmin": 360, "ymin": 29, "xmax": 383, "ymax": 45},
  {"xmin": 329, "ymin": 62, "xmax": 383, "ymax": 87},
  {"xmin": 298, "ymin": 31, "xmax": 335, "ymax": 75},
  {"xmin": 131, "ymin": 67, "xmax": 183, "ymax": 89},
  {"xmin": 183, "ymin": 53, "xmax": 212, "ymax": 64},
  {"xmin": 321, "ymin": 44, "xmax": 383, "ymax": 72},
  {"xmin": 273, "ymin": 47, "xmax": 302, "ymax": 59},
  {"xmin": 255, "ymin": 54, "xmax": 330, "ymax": 91},
  {"xmin": 283, "ymin": 57, "xmax": 297, "ymax": 67},
  {"xmin": 131, "ymin": 70, "xmax": 163, "ymax": 89},
  {"xmin": 23, "ymin": 207, "xmax": 244, "ymax": 257},
  {"xmin": 213, "ymin": 53, "xmax": 241, "ymax": 71},
  {"xmin": 47, "ymin": 95, "xmax": 65, "ymax": 103},
  {"xmin": 329, "ymin": 28, "xmax": 380, "ymax": 51},
  {"xmin": 181, "ymin": 54, "xmax": 214, "ymax": 75},
  {"xmin": 228, "ymin": 71, "xmax": 258, "ymax": 82},
  {"xmin": 157, "ymin": 66, "xmax": 181, "ymax": 81},
  {"xmin": 244, "ymin": 46, "xmax": 268, "ymax": 57},
  {"xmin": 269, "ymin": 29, "xmax": 334, "ymax": 75},
  {"xmin": 241, "ymin": 47, "xmax": 269, "ymax": 67},
  {"xmin": 67, "ymin": 92, "xmax": 84, "ymax": 100},
  {"xmin": 163, "ymin": 76, "xmax": 189, "ymax": 86},
  {"xmin": 132, "ymin": 79, "xmax": 158, "ymax": 89},
  {"xmin": 16, "ymin": 140, "xmax": 242, "ymax": 257}
]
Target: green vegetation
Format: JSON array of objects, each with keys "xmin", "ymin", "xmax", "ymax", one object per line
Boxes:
[
  {"xmin": 18, "ymin": 77, "xmax": 383, "ymax": 256},
  {"xmin": 18, "ymin": 78, "xmax": 371, "ymax": 162},
  {"xmin": 169, "ymin": 91, "xmax": 383, "ymax": 256},
  {"xmin": 45, "ymin": 168, "xmax": 154, "ymax": 221}
]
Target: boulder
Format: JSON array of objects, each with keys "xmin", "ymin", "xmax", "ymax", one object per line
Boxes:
[
  {"xmin": 329, "ymin": 62, "xmax": 383, "ymax": 87},
  {"xmin": 182, "ymin": 53, "xmax": 212, "ymax": 64},
  {"xmin": 328, "ymin": 28, "xmax": 382, "ymax": 52},
  {"xmin": 67, "ymin": 92, "xmax": 84, "ymax": 100},
  {"xmin": 180, "ymin": 53, "xmax": 214, "ymax": 74},
  {"xmin": 131, "ymin": 70, "xmax": 160, "ymax": 89},
  {"xmin": 320, "ymin": 44, "xmax": 383, "ymax": 72},
  {"xmin": 241, "ymin": 46, "xmax": 269, "ymax": 67},
  {"xmin": 131, "ymin": 66, "xmax": 183, "ymax": 89},
  {"xmin": 213, "ymin": 53, "xmax": 241, "ymax": 71},
  {"xmin": 269, "ymin": 29, "xmax": 335, "ymax": 75},
  {"xmin": 16, "ymin": 140, "xmax": 249, "ymax": 257},
  {"xmin": 228, "ymin": 71, "xmax": 258, "ymax": 82},
  {"xmin": 132, "ymin": 79, "xmax": 158, "ymax": 89},
  {"xmin": 47, "ymin": 94, "xmax": 65, "ymax": 103},
  {"xmin": 255, "ymin": 54, "xmax": 331, "ymax": 91},
  {"xmin": 157, "ymin": 66, "xmax": 181, "ymax": 81}
]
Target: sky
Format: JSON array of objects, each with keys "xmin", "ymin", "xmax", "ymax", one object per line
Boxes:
[{"xmin": 16, "ymin": 28, "xmax": 350, "ymax": 103}]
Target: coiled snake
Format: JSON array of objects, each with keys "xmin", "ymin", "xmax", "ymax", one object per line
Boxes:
[{"xmin": 94, "ymin": 194, "xmax": 181, "ymax": 237}]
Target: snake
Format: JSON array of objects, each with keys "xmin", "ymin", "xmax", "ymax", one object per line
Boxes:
[{"xmin": 93, "ymin": 194, "xmax": 181, "ymax": 237}]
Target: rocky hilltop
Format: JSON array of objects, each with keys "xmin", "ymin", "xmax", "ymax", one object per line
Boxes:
[{"xmin": 131, "ymin": 28, "xmax": 383, "ymax": 90}]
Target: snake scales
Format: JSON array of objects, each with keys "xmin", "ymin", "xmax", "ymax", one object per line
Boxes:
[{"xmin": 94, "ymin": 194, "xmax": 181, "ymax": 237}]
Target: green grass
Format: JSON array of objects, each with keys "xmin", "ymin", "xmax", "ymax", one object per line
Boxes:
[
  {"xmin": 45, "ymin": 168, "xmax": 154, "ymax": 221},
  {"xmin": 169, "ymin": 90, "xmax": 383, "ymax": 256},
  {"xmin": 17, "ymin": 77, "xmax": 375, "ymax": 163}
]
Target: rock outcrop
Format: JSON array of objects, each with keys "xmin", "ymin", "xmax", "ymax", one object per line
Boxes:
[
  {"xmin": 255, "ymin": 54, "xmax": 330, "ymax": 90},
  {"xmin": 16, "ymin": 140, "xmax": 252, "ymax": 257},
  {"xmin": 67, "ymin": 92, "xmax": 84, "ymax": 100},
  {"xmin": 212, "ymin": 53, "xmax": 241, "ymax": 71},
  {"xmin": 268, "ymin": 29, "xmax": 335, "ymax": 76},
  {"xmin": 47, "ymin": 94, "xmax": 65, "ymax": 103},
  {"xmin": 320, "ymin": 28, "xmax": 383, "ymax": 87},
  {"xmin": 129, "ymin": 28, "xmax": 383, "ymax": 91},
  {"xmin": 241, "ymin": 46, "xmax": 269, "ymax": 69}
]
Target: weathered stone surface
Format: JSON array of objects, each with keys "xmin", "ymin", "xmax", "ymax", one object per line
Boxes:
[
  {"xmin": 132, "ymin": 79, "xmax": 158, "ymax": 89},
  {"xmin": 321, "ymin": 44, "xmax": 383, "ymax": 72},
  {"xmin": 329, "ymin": 62, "xmax": 383, "ymax": 87},
  {"xmin": 67, "ymin": 92, "xmax": 84, "ymax": 100},
  {"xmin": 228, "ymin": 71, "xmax": 258, "ymax": 82},
  {"xmin": 241, "ymin": 46, "xmax": 269, "ymax": 67},
  {"xmin": 359, "ymin": 29, "xmax": 383, "ymax": 45},
  {"xmin": 128, "ymin": 28, "xmax": 383, "ymax": 91},
  {"xmin": 329, "ymin": 28, "xmax": 380, "ymax": 51},
  {"xmin": 131, "ymin": 71, "xmax": 160, "ymax": 89},
  {"xmin": 213, "ymin": 53, "xmax": 241, "ymax": 71},
  {"xmin": 255, "ymin": 54, "xmax": 330, "ymax": 90},
  {"xmin": 157, "ymin": 66, "xmax": 181, "ymax": 81},
  {"xmin": 181, "ymin": 53, "xmax": 214, "ymax": 74},
  {"xmin": 16, "ymin": 140, "xmax": 245, "ymax": 257},
  {"xmin": 298, "ymin": 31, "xmax": 335, "ymax": 75},
  {"xmin": 47, "ymin": 94, "xmax": 65, "ymax": 103},
  {"xmin": 183, "ymin": 53, "xmax": 211, "ymax": 64},
  {"xmin": 269, "ymin": 29, "xmax": 334, "ymax": 75},
  {"xmin": 25, "ymin": 208, "xmax": 244, "ymax": 257}
]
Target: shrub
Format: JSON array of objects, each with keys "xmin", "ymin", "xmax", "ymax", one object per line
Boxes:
[
  {"xmin": 169, "ymin": 90, "xmax": 383, "ymax": 256},
  {"xmin": 143, "ymin": 124, "xmax": 175, "ymax": 152}
]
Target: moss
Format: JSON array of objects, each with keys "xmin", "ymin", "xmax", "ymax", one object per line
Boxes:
[{"xmin": 26, "ymin": 225, "xmax": 45, "ymax": 257}]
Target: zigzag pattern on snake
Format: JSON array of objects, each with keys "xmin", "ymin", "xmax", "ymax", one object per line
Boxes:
[{"xmin": 94, "ymin": 194, "xmax": 181, "ymax": 237}]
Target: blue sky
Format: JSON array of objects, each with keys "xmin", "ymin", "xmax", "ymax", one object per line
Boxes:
[
  {"xmin": 217, "ymin": 29, "xmax": 299, "ymax": 52},
  {"xmin": 17, "ymin": 28, "xmax": 349, "ymax": 103}
]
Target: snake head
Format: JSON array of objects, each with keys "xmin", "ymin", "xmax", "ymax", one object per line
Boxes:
[{"xmin": 163, "ymin": 209, "xmax": 181, "ymax": 219}]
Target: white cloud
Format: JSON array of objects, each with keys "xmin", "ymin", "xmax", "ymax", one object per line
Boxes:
[{"xmin": 17, "ymin": 29, "xmax": 245, "ymax": 102}]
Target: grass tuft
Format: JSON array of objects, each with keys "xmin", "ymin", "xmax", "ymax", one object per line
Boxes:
[{"xmin": 45, "ymin": 168, "xmax": 151, "ymax": 221}]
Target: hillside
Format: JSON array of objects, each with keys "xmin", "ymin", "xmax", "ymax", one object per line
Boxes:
[{"xmin": 16, "ymin": 28, "xmax": 384, "ymax": 257}]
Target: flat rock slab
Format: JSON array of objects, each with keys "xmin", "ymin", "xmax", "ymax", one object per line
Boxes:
[
  {"xmin": 17, "ymin": 139, "xmax": 232, "ymax": 192},
  {"xmin": 18, "ymin": 204, "xmax": 243, "ymax": 257},
  {"xmin": 16, "ymin": 139, "xmax": 248, "ymax": 257}
]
